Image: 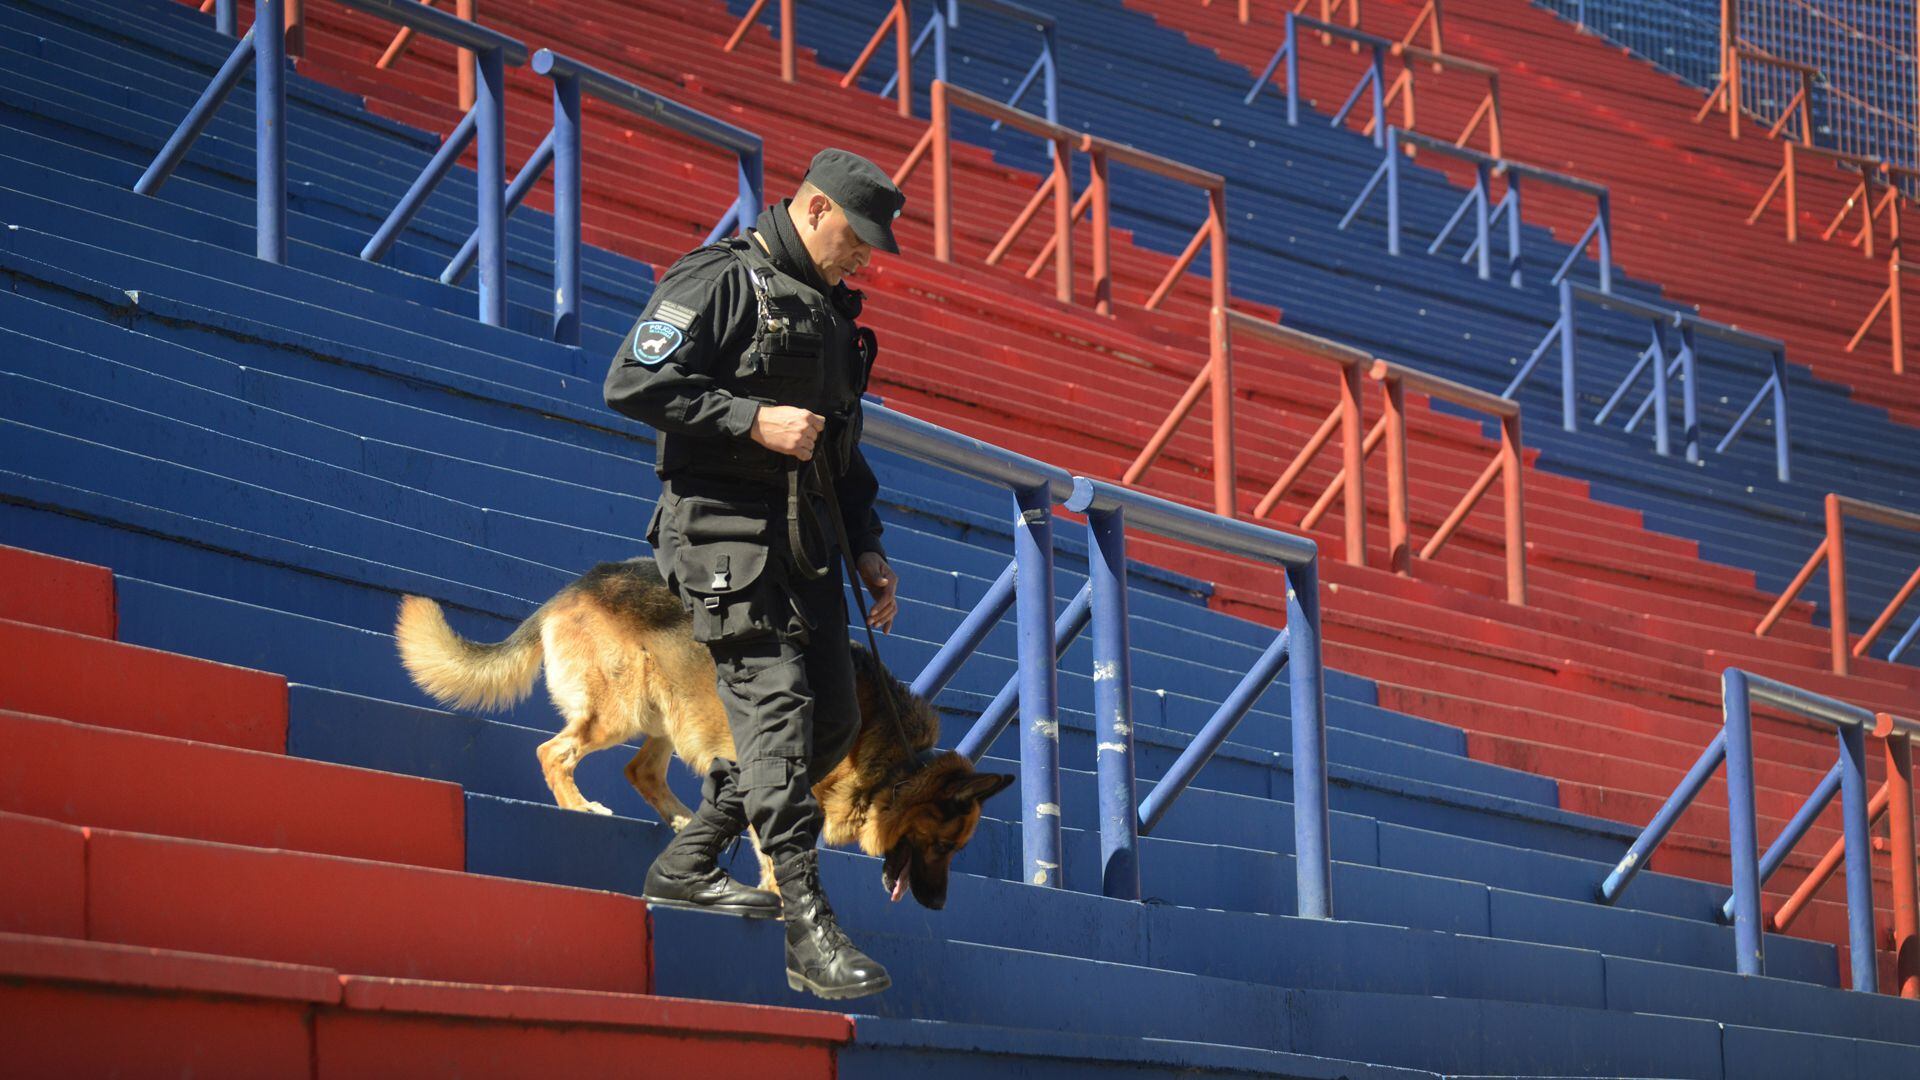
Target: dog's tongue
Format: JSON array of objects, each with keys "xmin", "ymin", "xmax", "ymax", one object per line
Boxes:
[{"xmin": 889, "ymin": 868, "xmax": 909, "ymax": 903}]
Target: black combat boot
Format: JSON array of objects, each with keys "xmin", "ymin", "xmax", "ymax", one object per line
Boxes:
[
  {"xmin": 642, "ymin": 798, "xmax": 781, "ymax": 919},
  {"xmin": 776, "ymin": 850, "xmax": 891, "ymax": 1000}
]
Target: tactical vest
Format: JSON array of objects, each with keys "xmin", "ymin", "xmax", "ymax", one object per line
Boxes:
[{"xmin": 662, "ymin": 235, "xmax": 870, "ymax": 482}]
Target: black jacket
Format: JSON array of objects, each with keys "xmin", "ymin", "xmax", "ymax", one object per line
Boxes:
[{"xmin": 605, "ymin": 203, "xmax": 885, "ymax": 560}]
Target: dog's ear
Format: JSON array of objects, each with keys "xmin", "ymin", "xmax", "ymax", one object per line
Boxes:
[{"xmin": 948, "ymin": 772, "xmax": 1016, "ymax": 804}]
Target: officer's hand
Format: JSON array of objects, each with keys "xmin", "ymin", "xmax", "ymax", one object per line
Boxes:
[
  {"xmin": 750, "ymin": 406, "xmax": 827, "ymax": 460},
  {"xmin": 857, "ymin": 552, "xmax": 899, "ymax": 634}
]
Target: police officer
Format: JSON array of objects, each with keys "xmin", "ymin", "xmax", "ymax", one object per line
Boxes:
[{"xmin": 605, "ymin": 148, "xmax": 905, "ymax": 1001}]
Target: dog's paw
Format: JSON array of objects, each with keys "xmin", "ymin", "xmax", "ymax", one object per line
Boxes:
[
  {"xmin": 581, "ymin": 801, "xmax": 614, "ymax": 816},
  {"xmin": 668, "ymin": 813, "xmax": 693, "ymax": 831}
]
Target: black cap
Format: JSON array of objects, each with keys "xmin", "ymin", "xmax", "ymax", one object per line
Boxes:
[{"xmin": 804, "ymin": 148, "xmax": 905, "ymax": 254}]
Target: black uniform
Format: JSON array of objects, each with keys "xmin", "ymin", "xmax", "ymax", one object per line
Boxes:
[{"xmin": 606, "ymin": 199, "xmax": 884, "ymax": 863}]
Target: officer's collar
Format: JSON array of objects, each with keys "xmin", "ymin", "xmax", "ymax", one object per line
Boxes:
[{"xmin": 753, "ymin": 200, "xmax": 833, "ymax": 295}]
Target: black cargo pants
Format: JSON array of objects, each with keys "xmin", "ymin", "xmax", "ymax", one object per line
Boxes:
[{"xmin": 650, "ymin": 482, "xmax": 861, "ymax": 862}]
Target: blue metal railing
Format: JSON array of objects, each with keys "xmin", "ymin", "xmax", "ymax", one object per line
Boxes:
[
  {"xmin": 1597, "ymin": 669, "xmax": 1915, "ymax": 990},
  {"xmin": 139, "ymin": 0, "xmax": 529, "ymax": 329},
  {"xmin": 1513, "ymin": 280, "xmax": 1793, "ymax": 481},
  {"xmin": 1248, "ymin": 13, "xmax": 1388, "ymax": 144},
  {"xmin": 438, "ymin": 49, "xmax": 765, "ymax": 345},
  {"xmin": 1340, "ymin": 128, "xmax": 1613, "ymax": 293},
  {"xmin": 856, "ymin": 0, "xmax": 1067, "ymax": 124},
  {"xmin": 863, "ymin": 405, "xmax": 1072, "ymax": 889},
  {"xmin": 901, "ymin": 419, "xmax": 1331, "ymax": 913},
  {"xmin": 1069, "ymin": 478, "xmax": 1329, "ymax": 914}
]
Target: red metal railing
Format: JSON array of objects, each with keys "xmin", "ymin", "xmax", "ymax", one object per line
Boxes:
[
  {"xmin": 1241, "ymin": 315, "xmax": 1527, "ymax": 603},
  {"xmin": 725, "ymin": 0, "xmax": 797, "ymax": 84},
  {"xmin": 1373, "ymin": 360, "xmax": 1526, "ymax": 605},
  {"xmin": 1849, "ymin": 198, "xmax": 1911, "ymax": 375},
  {"xmin": 1697, "ymin": 44, "xmax": 1820, "ymax": 143},
  {"xmin": 374, "ymin": 0, "xmax": 478, "ymax": 110},
  {"xmin": 1826, "ymin": 162, "xmax": 1918, "ymax": 255},
  {"xmin": 1756, "ymin": 493, "xmax": 1920, "ymax": 675},
  {"xmin": 1768, "ymin": 711, "xmax": 1920, "ymax": 999},
  {"xmin": 1747, "ymin": 142, "xmax": 1884, "ymax": 245},
  {"xmin": 1379, "ymin": 42, "xmax": 1501, "ymax": 158},
  {"xmin": 1239, "ymin": 314, "xmax": 1370, "ymax": 567},
  {"xmin": 892, "ymin": 81, "xmax": 1078, "ymax": 300},
  {"xmin": 839, "ymin": 0, "xmax": 915, "ymax": 117},
  {"xmin": 894, "ymin": 81, "xmax": 1237, "ymax": 516},
  {"xmin": 1206, "ymin": 0, "xmax": 1447, "ymax": 56}
]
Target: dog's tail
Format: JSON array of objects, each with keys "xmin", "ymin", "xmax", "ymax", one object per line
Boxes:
[{"xmin": 394, "ymin": 595, "xmax": 547, "ymax": 712}]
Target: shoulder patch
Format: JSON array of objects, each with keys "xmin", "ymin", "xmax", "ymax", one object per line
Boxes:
[
  {"xmin": 652, "ymin": 299, "xmax": 699, "ymax": 332},
  {"xmin": 630, "ymin": 321, "xmax": 686, "ymax": 365}
]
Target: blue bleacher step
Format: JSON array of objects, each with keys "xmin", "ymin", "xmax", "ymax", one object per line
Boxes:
[{"xmin": 464, "ymin": 789, "xmax": 1833, "ymax": 984}]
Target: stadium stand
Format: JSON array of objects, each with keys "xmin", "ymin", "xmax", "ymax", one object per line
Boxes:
[{"xmin": 0, "ymin": 0, "xmax": 1916, "ymax": 1073}]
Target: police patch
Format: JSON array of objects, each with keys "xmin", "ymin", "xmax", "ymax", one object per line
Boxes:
[{"xmin": 630, "ymin": 320, "xmax": 685, "ymax": 365}]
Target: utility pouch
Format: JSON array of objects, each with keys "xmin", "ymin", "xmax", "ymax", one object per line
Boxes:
[{"xmin": 671, "ymin": 496, "xmax": 781, "ymax": 644}]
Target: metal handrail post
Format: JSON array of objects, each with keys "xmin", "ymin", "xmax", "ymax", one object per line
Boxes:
[
  {"xmin": 551, "ymin": 72, "xmax": 581, "ymax": 345},
  {"xmin": 1245, "ymin": 15, "xmax": 1299, "ymax": 121},
  {"xmin": 1559, "ymin": 277, "xmax": 1578, "ymax": 432},
  {"xmin": 1894, "ymin": 612, "xmax": 1920, "ymax": 664},
  {"xmin": 217, "ymin": 0, "xmax": 237, "ymax": 37},
  {"xmin": 1386, "ymin": 130, "xmax": 1401, "ymax": 254},
  {"xmin": 1716, "ymin": 760, "xmax": 1842, "ymax": 923},
  {"xmin": 1090, "ymin": 505, "xmax": 1139, "ymax": 901},
  {"xmin": 1770, "ymin": 347, "xmax": 1790, "ymax": 482},
  {"xmin": 1838, "ymin": 718, "xmax": 1878, "ymax": 991},
  {"xmin": 1137, "ymin": 627, "xmax": 1290, "ymax": 836},
  {"xmin": 931, "ymin": 81, "xmax": 953, "ymax": 262},
  {"xmin": 441, "ymin": 128, "xmax": 552, "ymax": 276},
  {"xmin": 256, "ymin": 0, "xmax": 287, "ymax": 263},
  {"xmin": 1041, "ymin": 25, "xmax": 1058, "ymax": 124},
  {"xmin": 135, "ymin": 30, "xmax": 260, "ymax": 198},
  {"xmin": 1499, "ymin": 409, "xmax": 1526, "ymax": 605},
  {"xmin": 1597, "ymin": 730, "xmax": 1727, "ymax": 903},
  {"xmin": 1596, "ymin": 192, "xmax": 1613, "ymax": 293},
  {"xmin": 1502, "ymin": 171, "xmax": 1524, "ymax": 287},
  {"xmin": 1723, "ymin": 670, "xmax": 1765, "ymax": 976},
  {"xmin": 1679, "ymin": 324, "xmax": 1701, "ymax": 464},
  {"xmin": 1014, "ymin": 483, "xmax": 1061, "ymax": 888},
  {"xmin": 913, "ymin": 561, "xmax": 1016, "ymax": 702},
  {"xmin": 472, "ymin": 43, "xmax": 507, "ymax": 327},
  {"xmin": 956, "ymin": 580, "xmax": 1091, "ymax": 763},
  {"xmin": 1651, "ymin": 319, "xmax": 1671, "ymax": 457},
  {"xmin": 1287, "ymin": 555, "xmax": 1331, "ymax": 919},
  {"xmin": 1382, "ymin": 365, "xmax": 1408, "ymax": 572},
  {"xmin": 935, "ymin": 5, "xmax": 950, "ymax": 84},
  {"xmin": 363, "ymin": 111, "xmax": 480, "ymax": 263},
  {"xmin": 1888, "ymin": 733, "xmax": 1918, "ymax": 998},
  {"xmin": 1430, "ymin": 160, "xmax": 1492, "ymax": 279},
  {"xmin": 1826, "ymin": 494, "xmax": 1851, "ymax": 676}
]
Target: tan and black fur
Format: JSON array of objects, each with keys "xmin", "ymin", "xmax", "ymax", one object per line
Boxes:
[{"xmin": 394, "ymin": 558, "xmax": 1013, "ymax": 908}]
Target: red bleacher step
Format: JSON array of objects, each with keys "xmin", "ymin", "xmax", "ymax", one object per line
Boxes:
[
  {"xmin": 0, "ymin": 812, "xmax": 84, "ymax": 938},
  {"xmin": 326, "ymin": 976, "xmax": 848, "ymax": 1076},
  {"xmin": 85, "ymin": 826, "xmax": 653, "ymax": 994},
  {"xmin": 0, "ymin": 711, "xmax": 465, "ymax": 870},
  {"xmin": 0, "ymin": 933, "xmax": 847, "ymax": 1079},
  {"xmin": 0, "ymin": 545, "xmax": 114, "ymax": 637},
  {"xmin": 0, "ymin": 617, "xmax": 286, "ymax": 753}
]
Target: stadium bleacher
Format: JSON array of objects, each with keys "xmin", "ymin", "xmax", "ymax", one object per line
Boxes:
[{"xmin": 1, "ymin": 0, "xmax": 1916, "ymax": 1074}]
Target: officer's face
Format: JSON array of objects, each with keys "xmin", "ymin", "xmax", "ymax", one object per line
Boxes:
[{"xmin": 798, "ymin": 194, "xmax": 875, "ymax": 287}]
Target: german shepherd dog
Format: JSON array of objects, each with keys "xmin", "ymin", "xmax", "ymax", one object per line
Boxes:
[{"xmin": 394, "ymin": 558, "xmax": 1014, "ymax": 908}]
